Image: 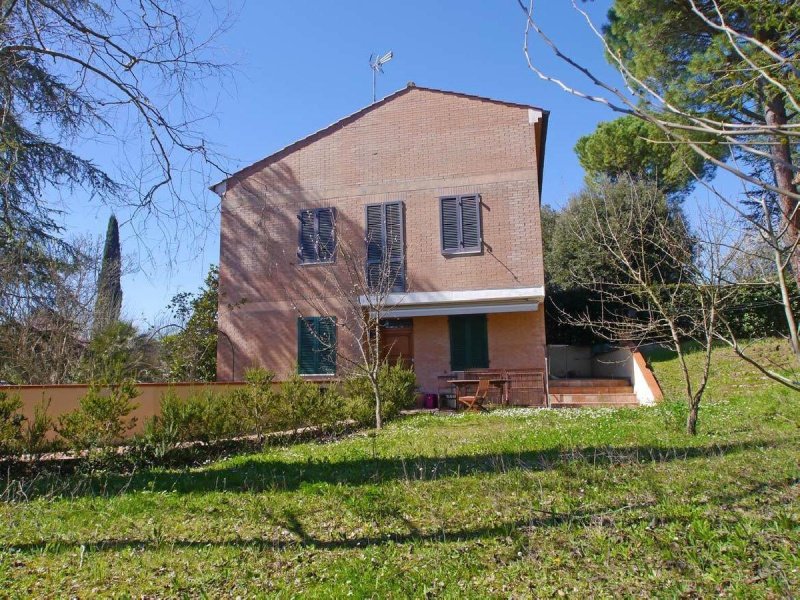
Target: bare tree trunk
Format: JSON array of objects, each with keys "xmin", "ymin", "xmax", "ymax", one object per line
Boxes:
[
  {"xmin": 775, "ymin": 255, "xmax": 800, "ymax": 359},
  {"xmin": 687, "ymin": 401, "xmax": 699, "ymax": 436},
  {"xmin": 762, "ymin": 197, "xmax": 800, "ymax": 358},
  {"xmin": 372, "ymin": 322, "xmax": 383, "ymax": 429},
  {"xmin": 765, "ymin": 95, "xmax": 800, "ymax": 286},
  {"xmin": 372, "ymin": 377, "xmax": 382, "ymax": 430}
]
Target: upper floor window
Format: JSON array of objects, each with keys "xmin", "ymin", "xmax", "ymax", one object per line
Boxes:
[
  {"xmin": 298, "ymin": 208, "xmax": 335, "ymax": 264},
  {"xmin": 365, "ymin": 201, "xmax": 405, "ymax": 292},
  {"xmin": 440, "ymin": 195, "xmax": 482, "ymax": 255}
]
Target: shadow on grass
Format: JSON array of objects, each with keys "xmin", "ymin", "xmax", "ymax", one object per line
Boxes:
[
  {"xmin": 5, "ymin": 473, "xmax": 798, "ymax": 556},
  {"xmin": 8, "ymin": 436, "xmax": 798, "ymax": 501}
]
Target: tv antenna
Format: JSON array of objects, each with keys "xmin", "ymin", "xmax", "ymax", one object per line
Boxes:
[{"xmin": 369, "ymin": 50, "xmax": 393, "ymax": 103}]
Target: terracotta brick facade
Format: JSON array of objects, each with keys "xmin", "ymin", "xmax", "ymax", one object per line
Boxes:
[
  {"xmin": 216, "ymin": 86, "xmax": 548, "ymax": 393},
  {"xmin": 413, "ymin": 311, "xmax": 546, "ymax": 396}
]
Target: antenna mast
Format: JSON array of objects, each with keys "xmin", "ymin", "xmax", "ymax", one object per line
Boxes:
[{"xmin": 369, "ymin": 50, "xmax": 393, "ymax": 103}]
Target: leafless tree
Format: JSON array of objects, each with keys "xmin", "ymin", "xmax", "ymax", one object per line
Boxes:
[
  {"xmin": 283, "ymin": 209, "xmax": 407, "ymax": 430},
  {"xmin": 518, "ymin": 0, "xmax": 800, "ymax": 375},
  {"xmin": 0, "ymin": 236, "xmax": 100, "ymax": 383},
  {"xmin": 0, "ymin": 0, "xmax": 236, "ymax": 265},
  {"xmin": 556, "ymin": 178, "xmax": 751, "ymax": 434},
  {"xmin": 0, "ymin": 234, "xmax": 167, "ymax": 384}
]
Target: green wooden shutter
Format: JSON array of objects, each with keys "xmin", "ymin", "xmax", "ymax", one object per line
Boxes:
[
  {"xmin": 384, "ymin": 201, "xmax": 405, "ymax": 292},
  {"xmin": 297, "ymin": 210, "xmax": 316, "ymax": 263},
  {"xmin": 460, "ymin": 195, "xmax": 482, "ymax": 252},
  {"xmin": 449, "ymin": 314, "xmax": 489, "ymax": 370},
  {"xmin": 365, "ymin": 201, "xmax": 405, "ymax": 292},
  {"xmin": 298, "ymin": 317, "xmax": 337, "ymax": 375},
  {"xmin": 297, "ymin": 317, "xmax": 317, "ymax": 374},
  {"xmin": 441, "ymin": 196, "xmax": 460, "ymax": 252},
  {"xmin": 365, "ymin": 203, "xmax": 384, "ymax": 289},
  {"xmin": 441, "ymin": 195, "xmax": 481, "ymax": 254},
  {"xmin": 449, "ymin": 315, "xmax": 468, "ymax": 370},
  {"xmin": 470, "ymin": 314, "xmax": 489, "ymax": 368},
  {"xmin": 317, "ymin": 317, "xmax": 337, "ymax": 374},
  {"xmin": 317, "ymin": 208, "xmax": 336, "ymax": 262},
  {"xmin": 298, "ymin": 208, "xmax": 335, "ymax": 264}
]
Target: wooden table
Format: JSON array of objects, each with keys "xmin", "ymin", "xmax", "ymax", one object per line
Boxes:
[{"xmin": 447, "ymin": 378, "xmax": 510, "ymax": 407}]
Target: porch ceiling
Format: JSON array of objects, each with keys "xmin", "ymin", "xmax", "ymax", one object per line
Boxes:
[{"xmin": 359, "ymin": 286, "xmax": 545, "ymax": 318}]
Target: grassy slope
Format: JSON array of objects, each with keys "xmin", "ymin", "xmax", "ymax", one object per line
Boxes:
[{"xmin": 1, "ymin": 341, "xmax": 799, "ymax": 598}]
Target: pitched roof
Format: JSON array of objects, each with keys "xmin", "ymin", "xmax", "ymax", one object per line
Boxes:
[{"xmin": 211, "ymin": 83, "xmax": 550, "ymax": 193}]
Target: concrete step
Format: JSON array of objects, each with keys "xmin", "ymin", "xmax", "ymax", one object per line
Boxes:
[
  {"xmin": 548, "ymin": 378, "xmax": 631, "ymax": 389},
  {"xmin": 548, "ymin": 392, "xmax": 639, "ymax": 408},
  {"xmin": 551, "ymin": 401, "xmax": 639, "ymax": 408},
  {"xmin": 549, "ymin": 385, "xmax": 634, "ymax": 395}
]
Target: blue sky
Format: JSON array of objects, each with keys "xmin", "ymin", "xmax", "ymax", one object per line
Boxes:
[{"xmin": 63, "ymin": 0, "xmax": 642, "ymax": 325}]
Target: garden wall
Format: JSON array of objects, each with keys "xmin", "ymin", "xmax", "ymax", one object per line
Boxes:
[{"xmin": 3, "ymin": 382, "xmax": 252, "ymax": 437}]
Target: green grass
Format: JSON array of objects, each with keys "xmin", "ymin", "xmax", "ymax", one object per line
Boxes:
[
  {"xmin": 1, "ymin": 341, "xmax": 799, "ymax": 598},
  {"xmin": 645, "ymin": 338, "xmax": 798, "ymax": 402}
]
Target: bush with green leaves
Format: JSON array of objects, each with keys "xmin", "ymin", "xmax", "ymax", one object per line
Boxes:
[
  {"xmin": 21, "ymin": 400, "xmax": 52, "ymax": 455},
  {"xmin": 141, "ymin": 388, "xmax": 241, "ymax": 454},
  {"xmin": 0, "ymin": 392, "xmax": 24, "ymax": 456},
  {"xmin": 343, "ymin": 363, "xmax": 417, "ymax": 427},
  {"xmin": 231, "ymin": 368, "xmax": 282, "ymax": 441},
  {"xmin": 161, "ymin": 264, "xmax": 220, "ymax": 382},
  {"xmin": 0, "ymin": 394, "xmax": 54, "ymax": 458},
  {"xmin": 280, "ymin": 373, "xmax": 344, "ymax": 433},
  {"xmin": 57, "ymin": 381, "xmax": 139, "ymax": 450}
]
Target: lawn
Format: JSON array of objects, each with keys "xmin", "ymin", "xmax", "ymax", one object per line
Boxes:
[{"xmin": 1, "ymin": 342, "xmax": 799, "ymax": 598}]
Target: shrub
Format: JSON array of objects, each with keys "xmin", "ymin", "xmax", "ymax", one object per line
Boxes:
[
  {"xmin": 57, "ymin": 381, "xmax": 139, "ymax": 450},
  {"xmin": 21, "ymin": 399, "xmax": 53, "ymax": 455},
  {"xmin": 343, "ymin": 363, "xmax": 417, "ymax": 427},
  {"xmin": 199, "ymin": 390, "xmax": 241, "ymax": 441},
  {"xmin": 0, "ymin": 395, "xmax": 54, "ymax": 458},
  {"xmin": 140, "ymin": 390, "xmax": 193, "ymax": 457},
  {"xmin": 141, "ymin": 372, "xmax": 347, "ymax": 456},
  {"xmin": 232, "ymin": 368, "xmax": 282, "ymax": 441},
  {"xmin": 141, "ymin": 388, "xmax": 241, "ymax": 455},
  {"xmin": 0, "ymin": 392, "xmax": 24, "ymax": 456},
  {"xmin": 281, "ymin": 373, "xmax": 344, "ymax": 433}
]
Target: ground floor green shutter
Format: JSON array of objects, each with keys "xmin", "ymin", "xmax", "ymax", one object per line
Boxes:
[
  {"xmin": 316, "ymin": 317, "xmax": 337, "ymax": 374},
  {"xmin": 449, "ymin": 314, "xmax": 489, "ymax": 371},
  {"xmin": 297, "ymin": 317, "xmax": 337, "ymax": 375}
]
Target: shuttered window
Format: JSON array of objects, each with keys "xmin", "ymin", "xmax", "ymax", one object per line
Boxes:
[
  {"xmin": 449, "ymin": 314, "xmax": 489, "ymax": 371},
  {"xmin": 298, "ymin": 208, "xmax": 336, "ymax": 264},
  {"xmin": 297, "ymin": 317, "xmax": 337, "ymax": 375},
  {"xmin": 365, "ymin": 201, "xmax": 405, "ymax": 292},
  {"xmin": 440, "ymin": 195, "xmax": 482, "ymax": 254}
]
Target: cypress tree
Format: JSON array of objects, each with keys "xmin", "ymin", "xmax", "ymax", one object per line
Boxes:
[{"xmin": 93, "ymin": 215, "xmax": 122, "ymax": 333}]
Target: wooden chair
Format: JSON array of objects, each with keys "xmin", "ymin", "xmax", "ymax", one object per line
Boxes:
[{"xmin": 458, "ymin": 379, "xmax": 490, "ymax": 412}]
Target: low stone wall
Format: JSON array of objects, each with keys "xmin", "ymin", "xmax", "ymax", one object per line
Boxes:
[{"xmin": 631, "ymin": 352, "xmax": 664, "ymax": 405}]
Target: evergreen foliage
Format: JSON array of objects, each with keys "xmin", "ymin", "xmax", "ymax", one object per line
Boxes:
[
  {"xmin": 93, "ymin": 215, "xmax": 122, "ymax": 333},
  {"xmin": 546, "ymin": 178, "xmax": 692, "ymax": 291},
  {"xmin": 575, "ymin": 116, "xmax": 717, "ymax": 197},
  {"xmin": 162, "ymin": 265, "xmax": 219, "ymax": 382}
]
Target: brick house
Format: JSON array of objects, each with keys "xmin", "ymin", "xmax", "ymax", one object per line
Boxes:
[{"xmin": 213, "ymin": 84, "xmax": 550, "ymax": 403}]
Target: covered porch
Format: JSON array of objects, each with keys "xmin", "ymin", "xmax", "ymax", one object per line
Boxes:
[{"xmin": 363, "ymin": 287, "xmax": 548, "ymax": 407}]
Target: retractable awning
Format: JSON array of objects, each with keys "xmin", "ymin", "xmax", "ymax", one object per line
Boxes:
[{"xmin": 358, "ymin": 287, "xmax": 545, "ymax": 318}]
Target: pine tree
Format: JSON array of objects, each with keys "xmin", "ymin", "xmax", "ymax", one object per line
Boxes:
[
  {"xmin": 604, "ymin": 0, "xmax": 800, "ymax": 278},
  {"xmin": 93, "ymin": 215, "xmax": 122, "ymax": 333}
]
